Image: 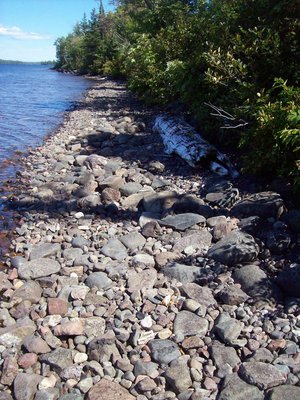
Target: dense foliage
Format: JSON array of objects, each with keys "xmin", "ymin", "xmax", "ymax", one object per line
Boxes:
[{"xmin": 55, "ymin": 0, "xmax": 300, "ymax": 188}]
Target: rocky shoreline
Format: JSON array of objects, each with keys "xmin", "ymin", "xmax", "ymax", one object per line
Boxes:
[{"xmin": 0, "ymin": 78, "xmax": 299, "ymax": 400}]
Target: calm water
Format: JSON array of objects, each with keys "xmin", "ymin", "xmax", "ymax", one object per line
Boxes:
[{"xmin": 0, "ymin": 64, "xmax": 90, "ymax": 182}]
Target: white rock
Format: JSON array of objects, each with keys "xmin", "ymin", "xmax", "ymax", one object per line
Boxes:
[
  {"xmin": 141, "ymin": 315, "xmax": 153, "ymax": 329},
  {"xmin": 74, "ymin": 352, "xmax": 88, "ymax": 364}
]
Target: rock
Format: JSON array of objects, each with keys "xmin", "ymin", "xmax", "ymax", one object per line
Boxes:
[
  {"xmin": 85, "ymin": 272, "xmax": 113, "ymax": 291},
  {"xmin": 29, "ymin": 243, "xmax": 60, "ymax": 260},
  {"xmin": 165, "ymin": 357, "xmax": 192, "ymax": 393},
  {"xmin": 214, "ymin": 313, "xmax": 244, "ymax": 346},
  {"xmin": 148, "ymin": 339, "xmax": 181, "ymax": 365},
  {"xmin": 17, "ymin": 258, "xmax": 61, "ymax": 279},
  {"xmin": 180, "ymin": 283, "xmax": 217, "ymax": 307},
  {"xmin": 40, "ymin": 348, "xmax": 74, "ymax": 372},
  {"xmin": 87, "ymin": 379, "xmax": 135, "ymax": 400},
  {"xmin": 206, "ymin": 188, "xmax": 240, "ymax": 208},
  {"xmin": 53, "ymin": 320, "xmax": 84, "ymax": 336},
  {"xmin": 63, "ymin": 247, "xmax": 83, "ymax": 261},
  {"xmin": 143, "ymin": 191, "xmax": 178, "ymax": 213},
  {"xmin": 231, "ymin": 192, "xmax": 284, "ymax": 219},
  {"xmin": 173, "ymin": 231, "xmax": 212, "ymax": 253},
  {"xmin": 13, "ymin": 373, "xmax": 42, "ymax": 400},
  {"xmin": 163, "ymin": 263, "xmax": 202, "ymax": 284},
  {"xmin": 0, "ymin": 318, "xmax": 36, "ymax": 347},
  {"xmin": 77, "ymin": 377, "xmax": 93, "ymax": 393},
  {"xmin": 233, "ymin": 264, "xmax": 282, "ymax": 301},
  {"xmin": 132, "ymin": 253, "xmax": 155, "ymax": 267},
  {"xmin": 266, "ymin": 230, "xmax": 291, "ymax": 254},
  {"xmin": 119, "ymin": 182, "xmax": 143, "ymax": 196},
  {"xmin": 119, "ymin": 232, "xmax": 146, "ymax": 251},
  {"xmin": 101, "ymin": 187, "xmax": 120, "ymax": 204},
  {"xmin": 0, "ymin": 271, "xmax": 13, "ymax": 292},
  {"xmin": 100, "ymin": 239, "xmax": 128, "ymax": 261},
  {"xmin": 83, "ymin": 317, "xmax": 105, "ymax": 337},
  {"xmin": 98, "ymin": 175, "xmax": 124, "ymax": 190},
  {"xmin": 134, "ymin": 361, "xmax": 159, "ymax": 378},
  {"xmin": 159, "ymin": 213, "xmax": 206, "ymax": 231},
  {"xmin": 174, "ymin": 311, "xmax": 209, "ymax": 339},
  {"xmin": 277, "ymin": 263, "xmax": 300, "ymax": 298},
  {"xmin": 11, "ymin": 281, "xmax": 42, "ymax": 303},
  {"xmin": 0, "ymin": 393, "xmax": 13, "ymax": 400},
  {"xmin": 283, "ymin": 209, "xmax": 300, "ymax": 233},
  {"xmin": 1, "ymin": 356, "xmax": 18, "ymax": 385},
  {"xmin": 34, "ymin": 388, "xmax": 60, "ymax": 400},
  {"xmin": 219, "ymin": 285, "xmax": 249, "ymax": 305},
  {"xmin": 127, "ymin": 269, "xmax": 157, "ymax": 293},
  {"xmin": 218, "ymin": 373, "xmax": 264, "ymax": 400},
  {"xmin": 248, "ymin": 348, "xmax": 274, "ymax": 363},
  {"xmin": 268, "ymin": 385, "xmax": 300, "ymax": 400},
  {"xmin": 239, "ymin": 361, "xmax": 286, "ymax": 390},
  {"xmin": 136, "ymin": 376, "xmax": 157, "ymax": 392},
  {"xmin": 71, "ymin": 236, "xmax": 91, "ymax": 249},
  {"xmin": 23, "ymin": 335, "xmax": 51, "ymax": 354},
  {"xmin": 47, "ymin": 298, "xmax": 68, "ymax": 315},
  {"xmin": 207, "ymin": 231, "xmax": 259, "ymax": 265},
  {"xmin": 18, "ymin": 353, "xmax": 38, "ymax": 369},
  {"xmin": 210, "ymin": 342, "xmax": 240, "ymax": 376}
]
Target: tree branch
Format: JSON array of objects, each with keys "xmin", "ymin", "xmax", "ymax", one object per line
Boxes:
[{"xmin": 204, "ymin": 102, "xmax": 249, "ymax": 129}]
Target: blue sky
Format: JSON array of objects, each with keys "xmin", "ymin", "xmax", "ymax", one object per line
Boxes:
[{"xmin": 0, "ymin": 0, "xmax": 114, "ymax": 62}]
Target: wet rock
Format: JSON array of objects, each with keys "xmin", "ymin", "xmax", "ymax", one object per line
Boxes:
[
  {"xmin": 0, "ymin": 318, "xmax": 36, "ymax": 347},
  {"xmin": 207, "ymin": 231, "xmax": 259, "ymax": 265},
  {"xmin": 218, "ymin": 373, "xmax": 264, "ymax": 400},
  {"xmin": 163, "ymin": 263, "xmax": 202, "ymax": 284},
  {"xmin": 12, "ymin": 281, "xmax": 42, "ymax": 304},
  {"xmin": 29, "ymin": 243, "xmax": 60, "ymax": 260},
  {"xmin": 13, "ymin": 373, "xmax": 42, "ymax": 400},
  {"xmin": 239, "ymin": 361, "xmax": 286, "ymax": 389},
  {"xmin": 174, "ymin": 311, "xmax": 209, "ymax": 339},
  {"xmin": 101, "ymin": 238, "xmax": 128, "ymax": 261},
  {"xmin": 165, "ymin": 357, "xmax": 192, "ymax": 393},
  {"xmin": 17, "ymin": 258, "xmax": 61, "ymax": 279},
  {"xmin": 173, "ymin": 231, "xmax": 212, "ymax": 253},
  {"xmin": 85, "ymin": 272, "xmax": 113, "ymax": 291},
  {"xmin": 277, "ymin": 263, "xmax": 300, "ymax": 298},
  {"xmin": 159, "ymin": 213, "xmax": 206, "ymax": 231},
  {"xmin": 231, "ymin": 192, "xmax": 284, "ymax": 219},
  {"xmin": 268, "ymin": 385, "xmax": 300, "ymax": 400},
  {"xmin": 87, "ymin": 379, "xmax": 135, "ymax": 400},
  {"xmin": 180, "ymin": 283, "xmax": 217, "ymax": 307},
  {"xmin": 148, "ymin": 339, "xmax": 181, "ymax": 365}
]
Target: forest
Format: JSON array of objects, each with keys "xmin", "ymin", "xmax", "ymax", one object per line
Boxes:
[{"xmin": 54, "ymin": 0, "xmax": 300, "ymax": 189}]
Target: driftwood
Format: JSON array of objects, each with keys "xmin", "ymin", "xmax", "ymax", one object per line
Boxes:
[{"xmin": 153, "ymin": 114, "xmax": 239, "ymax": 178}]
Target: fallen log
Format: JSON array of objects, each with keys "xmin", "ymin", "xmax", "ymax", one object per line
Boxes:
[{"xmin": 153, "ymin": 114, "xmax": 239, "ymax": 178}]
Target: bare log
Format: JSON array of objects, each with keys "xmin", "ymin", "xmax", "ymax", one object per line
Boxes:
[{"xmin": 153, "ymin": 114, "xmax": 239, "ymax": 178}]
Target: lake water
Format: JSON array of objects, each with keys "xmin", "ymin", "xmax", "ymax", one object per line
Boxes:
[{"xmin": 0, "ymin": 64, "xmax": 91, "ymax": 183}]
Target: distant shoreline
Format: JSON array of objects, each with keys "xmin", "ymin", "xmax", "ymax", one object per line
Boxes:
[{"xmin": 0, "ymin": 59, "xmax": 54, "ymax": 65}]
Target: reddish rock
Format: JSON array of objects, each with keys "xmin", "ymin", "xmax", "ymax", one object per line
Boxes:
[
  {"xmin": 268, "ymin": 339, "xmax": 286, "ymax": 352},
  {"xmin": 53, "ymin": 320, "xmax": 84, "ymax": 336},
  {"xmin": 18, "ymin": 353, "xmax": 38, "ymax": 369},
  {"xmin": 47, "ymin": 298, "xmax": 68, "ymax": 316},
  {"xmin": 0, "ymin": 356, "xmax": 18, "ymax": 385},
  {"xmin": 101, "ymin": 187, "xmax": 120, "ymax": 204},
  {"xmin": 87, "ymin": 379, "xmax": 135, "ymax": 400}
]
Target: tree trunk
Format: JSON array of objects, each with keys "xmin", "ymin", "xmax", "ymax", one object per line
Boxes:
[{"xmin": 153, "ymin": 114, "xmax": 239, "ymax": 178}]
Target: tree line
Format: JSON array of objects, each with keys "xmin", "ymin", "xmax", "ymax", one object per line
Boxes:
[{"xmin": 55, "ymin": 0, "xmax": 300, "ymax": 189}]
